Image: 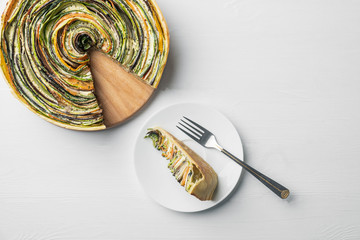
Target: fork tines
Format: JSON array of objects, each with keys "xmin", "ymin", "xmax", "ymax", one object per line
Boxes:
[{"xmin": 176, "ymin": 117, "xmax": 205, "ymax": 141}]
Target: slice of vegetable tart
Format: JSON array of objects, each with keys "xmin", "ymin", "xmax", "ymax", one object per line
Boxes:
[{"xmin": 145, "ymin": 127, "xmax": 218, "ymax": 201}]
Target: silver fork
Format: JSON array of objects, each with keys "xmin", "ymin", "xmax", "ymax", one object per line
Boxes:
[{"xmin": 177, "ymin": 117, "xmax": 290, "ymax": 199}]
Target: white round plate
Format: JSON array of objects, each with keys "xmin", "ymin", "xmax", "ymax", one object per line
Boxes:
[{"xmin": 134, "ymin": 103, "xmax": 243, "ymax": 212}]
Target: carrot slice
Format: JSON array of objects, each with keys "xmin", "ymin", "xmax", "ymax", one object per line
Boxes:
[{"xmin": 166, "ymin": 147, "xmax": 174, "ymax": 159}]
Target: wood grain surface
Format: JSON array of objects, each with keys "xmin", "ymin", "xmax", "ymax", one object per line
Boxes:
[
  {"xmin": 89, "ymin": 50, "xmax": 154, "ymax": 128},
  {"xmin": 1, "ymin": 0, "xmax": 360, "ymax": 239}
]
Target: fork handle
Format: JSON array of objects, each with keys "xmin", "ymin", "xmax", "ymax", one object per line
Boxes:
[{"xmin": 221, "ymin": 149, "xmax": 290, "ymax": 199}]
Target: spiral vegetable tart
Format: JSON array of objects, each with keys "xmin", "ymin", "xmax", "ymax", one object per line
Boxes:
[
  {"xmin": 0, "ymin": 0, "xmax": 169, "ymax": 130},
  {"xmin": 146, "ymin": 127, "xmax": 218, "ymax": 201}
]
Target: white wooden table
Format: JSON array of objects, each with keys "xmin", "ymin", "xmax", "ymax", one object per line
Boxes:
[{"xmin": 1, "ymin": 0, "xmax": 360, "ymax": 239}]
